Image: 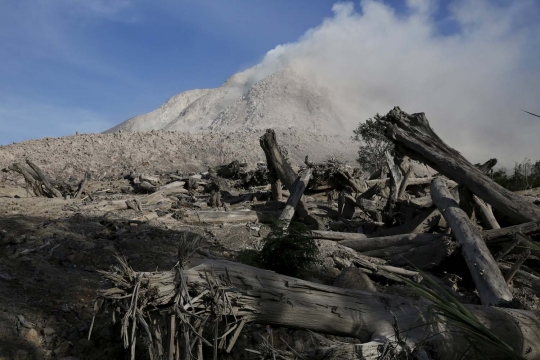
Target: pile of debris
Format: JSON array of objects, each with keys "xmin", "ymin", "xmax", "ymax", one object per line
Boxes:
[{"xmin": 8, "ymin": 107, "xmax": 540, "ymax": 359}]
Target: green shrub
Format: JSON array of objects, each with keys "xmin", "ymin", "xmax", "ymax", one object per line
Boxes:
[
  {"xmin": 259, "ymin": 221, "xmax": 319, "ymax": 277},
  {"xmin": 235, "ymin": 249, "xmax": 262, "ymax": 267},
  {"xmin": 352, "ymin": 115, "xmax": 394, "ymax": 174}
]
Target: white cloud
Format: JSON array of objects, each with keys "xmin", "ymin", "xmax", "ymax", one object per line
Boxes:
[{"xmin": 252, "ymin": 0, "xmax": 540, "ymax": 167}]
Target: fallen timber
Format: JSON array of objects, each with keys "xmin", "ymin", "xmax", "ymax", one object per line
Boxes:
[
  {"xmin": 381, "ymin": 106, "xmax": 540, "ymax": 223},
  {"xmin": 96, "ymin": 260, "xmax": 540, "ymax": 360},
  {"xmin": 431, "ymin": 177, "xmax": 512, "ymax": 306}
]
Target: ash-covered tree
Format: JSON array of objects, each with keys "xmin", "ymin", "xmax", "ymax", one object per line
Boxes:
[{"xmin": 352, "ymin": 115, "xmax": 394, "ymax": 174}]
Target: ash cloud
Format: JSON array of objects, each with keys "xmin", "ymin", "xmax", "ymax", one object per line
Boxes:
[{"xmin": 255, "ymin": 0, "xmax": 540, "ymax": 167}]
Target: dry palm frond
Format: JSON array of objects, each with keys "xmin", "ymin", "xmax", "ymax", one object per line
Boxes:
[{"xmin": 400, "ymin": 271, "xmax": 525, "ymax": 360}]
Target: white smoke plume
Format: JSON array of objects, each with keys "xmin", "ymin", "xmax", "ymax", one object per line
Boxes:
[{"xmin": 254, "ymin": 0, "xmax": 540, "ymax": 166}]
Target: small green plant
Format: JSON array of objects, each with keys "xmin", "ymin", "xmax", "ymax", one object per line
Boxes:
[
  {"xmin": 259, "ymin": 221, "xmax": 319, "ymax": 277},
  {"xmin": 352, "ymin": 115, "xmax": 394, "ymax": 174}
]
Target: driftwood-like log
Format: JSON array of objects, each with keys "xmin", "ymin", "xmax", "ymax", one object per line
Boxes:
[
  {"xmin": 483, "ymin": 220, "xmax": 540, "ymax": 243},
  {"xmin": 260, "ymin": 130, "xmax": 297, "ymax": 188},
  {"xmin": 365, "ymin": 176, "xmax": 456, "ymax": 188},
  {"xmin": 139, "ymin": 174, "xmax": 161, "ymax": 185},
  {"xmin": 312, "ymin": 231, "xmax": 454, "ymax": 269},
  {"xmin": 271, "ymin": 179, "xmax": 282, "ymax": 201},
  {"xmin": 376, "ymin": 206, "xmax": 441, "ymax": 236},
  {"xmin": 385, "ymin": 151, "xmax": 403, "ymax": 202},
  {"xmin": 431, "ymin": 177, "xmax": 512, "ymax": 305},
  {"xmin": 97, "ymin": 260, "xmax": 540, "ymax": 359},
  {"xmin": 339, "ymin": 233, "xmax": 448, "ymax": 252},
  {"xmin": 384, "ymin": 237, "xmax": 459, "ymax": 269},
  {"xmin": 279, "ymin": 169, "xmax": 312, "ymax": 226},
  {"xmin": 505, "ymin": 249, "xmax": 531, "ymax": 284},
  {"xmin": 139, "ymin": 181, "xmax": 158, "ymax": 193},
  {"xmin": 474, "ymin": 195, "xmax": 500, "ymax": 229},
  {"xmin": 74, "ymin": 172, "xmax": 88, "ymax": 199},
  {"xmin": 397, "ymin": 166, "xmax": 412, "ymax": 200},
  {"xmin": 260, "ymin": 129, "xmax": 319, "ymax": 229},
  {"xmin": 382, "ymin": 107, "xmax": 540, "ymax": 223},
  {"xmin": 180, "ymin": 210, "xmax": 275, "ymax": 224},
  {"xmin": 8, "ymin": 163, "xmax": 44, "ymax": 196},
  {"xmin": 26, "ymin": 159, "xmax": 62, "ymax": 198}
]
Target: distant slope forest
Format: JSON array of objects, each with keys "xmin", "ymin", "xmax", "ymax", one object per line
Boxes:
[{"xmin": 489, "ymin": 159, "xmax": 540, "ymax": 191}]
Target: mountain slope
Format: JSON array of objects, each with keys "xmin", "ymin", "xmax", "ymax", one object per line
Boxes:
[
  {"xmin": 105, "ymin": 88, "xmax": 211, "ymax": 133},
  {"xmin": 105, "ymin": 63, "xmax": 347, "ymax": 135},
  {"xmin": 206, "ymin": 65, "xmax": 345, "ymax": 135}
]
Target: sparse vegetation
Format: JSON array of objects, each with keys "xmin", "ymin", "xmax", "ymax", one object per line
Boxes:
[
  {"xmin": 352, "ymin": 115, "xmax": 394, "ymax": 174},
  {"xmin": 259, "ymin": 221, "xmax": 319, "ymax": 276},
  {"xmin": 491, "ymin": 158, "xmax": 540, "ymax": 191}
]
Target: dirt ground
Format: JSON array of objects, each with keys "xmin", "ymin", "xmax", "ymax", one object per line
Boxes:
[
  {"xmin": 0, "ymin": 177, "xmax": 265, "ymax": 359},
  {"xmin": 0, "ymin": 173, "xmax": 356, "ymax": 360}
]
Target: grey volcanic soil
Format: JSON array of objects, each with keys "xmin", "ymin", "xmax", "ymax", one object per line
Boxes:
[{"xmin": 0, "ymin": 130, "xmax": 357, "ymax": 185}]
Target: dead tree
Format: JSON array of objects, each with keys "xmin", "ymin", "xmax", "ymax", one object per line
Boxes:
[
  {"xmin": 382, "ymin": 107, "xmax": 540, "ymax": 223},
  {"xmin": 25, "ymin": 159, "xmax": 62, "ymax": 198},
  {"xmin": 96, "ymin": 260, "xmax": 540, "ymax": 360},
  {"xmin": 431, "ymin": 177, "xmax": 512, "ymax": 306},
  {"xmin": 260, "ymin": 129, "xmax": 320, "ymax": 228},
  {"xmin": 278, "ymin": 168, "xmax": 312, "ymax": 227}
]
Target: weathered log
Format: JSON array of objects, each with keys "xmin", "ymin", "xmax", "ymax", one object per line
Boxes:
[
  {"xmin": 505, "ymin": 249, "xmax": 531, "ymax": 284},
  {"xmin": 339, "ymin": 233, "xmax": 448, "ymax": 252},
  {"xmin": 26, "ymin": 159, "xmax": 62, "ymax": 198},
  {"xmin": 278, "ymin": 169, "xmax": 312, "ymax": 226},
  {"xmin": 384, "ymin": 237, "xmax": 459, "ymax": 269},
  {"xmin": 140, "ymin": 174, "xmax": 161, "ymax": 186},
  {"xmin": 499, "ymin": 263, "xmax": 540, "ymax": 298},
  {"xmin": 8, "ymin": 163, "xmax": 44, "ymax": 197},
  {"xmin": 483, "ymin": 220, "xmax": 540, "ymax": 243},
  {"xmin": 260, "ymin": 130, "xmax": 297, "ymax": 187},
  {"xmin": 139, "ymin": 181, "xmax": 158, "ymax": 193},
  {"xmin": 180, "ymin": 210, "xmax": 276, "ymax": 224},
  {"xmin": 312, "ymin": 231, "xmax": 454, "ymax": 269},
  {"xmin": 385, "ymin": 151, "xmax": 403, "ymax": 202},
  {"xmin": 376, "ymin": 206, "xmax": 441, "ymax": 236},
  {"xmin": 271, "ymin": 179, "xmax": 282, "ymax": 201},
  {"xmin": 397, "ymin": 166, "xmax": 412, "ymax": 200},
  {"xmin": 216, "ymin": 160, "xmax": 242, "ymax": 178},
  {"xmin": 98, "ymin": 260, "xmax": 540, "ymax": 359},
  {"xmin": 260, "ymin": 129, "xmax": 319, "ymax": 228},
  {"xmin": 365, "ymin": 176, "xmax": 456, "ymax": 188},
  {"xmin": 382, "ymin": 107, "xmax": 540, "ymax": 223},
  {"xmin": 474, "ymin": 195, "xmax": 501, "ymax": 229},
  {"xmin": 477, "ymin": 158, "xmax": 498, "ymax": 174},
  {"xmin": 431, "ymin": 177, "xmax": 512, "ymax": 305},
  {"xmin": 74, "ymin": 172, "xmax": 88, "ymax": 199},
  {"xmin": 515, "ymin": 187, "xmax": 540, "ymax": 197},
  {"xmin": 208, "ymin": 191, "xmax": 222, "ymax": 208},
  {"xmin": 155, "ymin": 181, "xmax": 188, "ymax": 195}
]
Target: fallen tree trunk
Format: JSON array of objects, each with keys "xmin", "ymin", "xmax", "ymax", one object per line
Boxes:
[
  {"xmin": 260, "ymin": 129, "xmax": 320, "ymax": 228},
  {"xmin": 26, "ymin": 159, "xmax": 62, "ymax": 198},
  {"xmin": 339, "ymin": 233, "xmax": 448, "ymax": 252},
  {"xmin": 96, "ymin": 260, "xmax": 540, "ymax": 359},
  {"xmin": 8, "ymin": 163, "xmax": 44, "ymax": 197},
  {"xmin": 365, "ymin": 176, "xmax": 457, "ymax": 188},
  {"xmin": 180, "ymin": 210, "xmax": 276, "ymax": 224},
  {"xmin": 474, "ymin": 195, "xmax": 501, "ymax": 229},
  {"xmin": 279, "ymin": 168, "xmax": 312, "ymax": 226},
  {"xmin": 483, "ymin": 220, "xmax": 540, "ymax": 243},
  {"xmin": 431, "ymin": 177, "xmax": 512, "ymax": 306},
  {"xmin": 74, "ymin": 172, "xmax": 88, "ymax": 199},
  {"xmin": 382, "ymin": 107, "xmax": 540, "ymax": 223}
]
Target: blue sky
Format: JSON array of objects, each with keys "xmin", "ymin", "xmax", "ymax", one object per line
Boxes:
[
  {"xmin": 0, "ymin": 0, "xmax": 342, "ymax": 144},
  {"xmin": 0, "ymin": 0, "xmax": 539, "ymax": 153}
]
